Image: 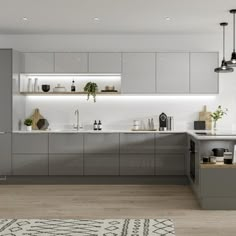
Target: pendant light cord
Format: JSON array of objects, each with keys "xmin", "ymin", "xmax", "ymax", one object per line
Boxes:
[
  {"xmin": 223, "ymin": 25, "xmax": 225, "ymax": 60},
  {"xmin": 233, "ymin": 12, "xmax": 235, "ymax": 52}
]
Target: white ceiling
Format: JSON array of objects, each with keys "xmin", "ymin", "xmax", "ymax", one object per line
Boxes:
[{"xmin": 0, "ymin": 0, "xmax": 235, "ymax": 34}]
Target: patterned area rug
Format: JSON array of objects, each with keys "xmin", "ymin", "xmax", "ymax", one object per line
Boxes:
[{"xmin": 0, "ymin": 218, "xmax": 175, "ymax": 236}]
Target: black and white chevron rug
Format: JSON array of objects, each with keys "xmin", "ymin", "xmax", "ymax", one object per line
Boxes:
[{"xmin": 0, "ymin": 218, "xmax": 175, "ymax": 236}]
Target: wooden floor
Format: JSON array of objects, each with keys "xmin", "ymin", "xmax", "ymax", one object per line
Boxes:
[{"xmin": 0, "ymin": 185, "xmax": 236, "ymax": 236}]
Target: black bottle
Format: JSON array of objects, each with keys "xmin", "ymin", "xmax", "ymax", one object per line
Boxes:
[
  {"xmin": 93, "ymin": 120, "xmax": 98, "ymax": 130},
  {"xmin": 98, "ymin": 120, "xmax": 102, "ymax": 130},
  {"xmin": 71, "ymin": 80, "xmax": 76, "ymax": 92}
]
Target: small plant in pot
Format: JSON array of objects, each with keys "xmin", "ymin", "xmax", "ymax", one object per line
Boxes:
[
  {"xmin": 84, "ymin": 82, "xmax": 98, "ymax": 102},
  {"xmin": 24, "ymin": 118, "xmax": 33, "ymax": 131},
  {"xmin": 210, "ymin": 105, "xmax": 228, "ymax": 131}
]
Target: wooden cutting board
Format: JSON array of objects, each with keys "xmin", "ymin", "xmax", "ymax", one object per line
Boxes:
[
  {"xmin": 30, "ymin": 108, "xmax": 45, "ymax": 130},
  {"xmin": 199, "ymin": 105, "xmax": 212, "ymax": 130}
]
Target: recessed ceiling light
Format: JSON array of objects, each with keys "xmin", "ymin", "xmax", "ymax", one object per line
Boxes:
[
  {"xmin": 22, "ymin": 17, "xmax": 28, "ymax": 21},
  {"xmin": 165, "ymin": 17, "xmax": 171, "ymax": 21},
  {"xmin": 93, "ymin": 17, "xmax": 100, "ymax": 22}
]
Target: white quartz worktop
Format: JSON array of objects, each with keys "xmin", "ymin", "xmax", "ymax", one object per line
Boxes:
[{"xmin": 12, "ymin": 129, "xmax": 236, "ymax": 140}]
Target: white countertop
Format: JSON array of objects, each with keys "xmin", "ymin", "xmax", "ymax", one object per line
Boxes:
[{"xmin": 12, "ymin": 129, "xmax": 236, "ymax": 140}]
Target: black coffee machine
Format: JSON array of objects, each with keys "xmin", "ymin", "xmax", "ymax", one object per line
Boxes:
[{"xmin": 159, "ymin": 113, "xmax": 168, "ymax": 131}]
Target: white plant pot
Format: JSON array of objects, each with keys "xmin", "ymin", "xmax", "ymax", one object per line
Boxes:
[{"xmin": 26, "ymin": 126, "xmax": 32, "ymax": 131}]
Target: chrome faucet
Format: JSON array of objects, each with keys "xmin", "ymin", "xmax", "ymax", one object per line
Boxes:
[{"xmin": 74, "ymin": 109, "xmax": 80, "ymax": 130}]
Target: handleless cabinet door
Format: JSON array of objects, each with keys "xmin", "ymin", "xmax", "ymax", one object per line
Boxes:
[
  {"xmin": 84, "ymin": 133, "xmax": 119, "ymax": 154},
  {"xmin": 49, "ymin": 134, "xmax": 83, "ymax": 154},
  {"xmin": 12, "ymin": 154, "xmax": 48, "ymax": 175},
  {"xmin": 155, "ymin": 153, "xmax": 185, "ymax": 175},
  {"xmin": 0, "ymin": 133, "xmax": 11, "ymax": 175},
  {"xmin": 120, "ymin": 133, "xmax": 155, "ymax": 154},
  {"xmin": 13, "ymin": 134, "xmax": 48, "ymax": 154},
  {"xmin": 84, "ymin": 154, "xmax": 119, "ymax": 175},
  {"xmin": 0, "ymin": 49, "xmax": 12, "ymax": 132},
  {"xmin": 89, "ymin": 53, "xmax": 121, "ymax": 73},
  {"xmin": 120, "ymin": 154, "xmax": 155, "ymax": 175},
  {"xmin": 122, "ymin": 53, "xmax": 156, "ymax": 94},
  {"xmin": 21, "ymin": 53, "xmax": 54, "ymax": 73},
  {"xmin": 190, "ymin": 53, "xmax": 219, "ymax": 94},
  {"xmin": 156, "ymin": 53, "xmax": 190, "ymax": 93},
  {"xmin": 155, "ymin": 133, "xmax": 187, "ymax": 153},
  {"xmin": 49, "ymin": 154, "xmax": 83, "ymax": 175},
  {"xmin": 55, "ymin": 53, "xmax": 88, "ymax": 73}
]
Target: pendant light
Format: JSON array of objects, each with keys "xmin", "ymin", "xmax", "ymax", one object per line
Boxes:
[
  {"xmin": 215, "ymin": 22, "xmax": 234, "ymax": 73},
  {"xmin": 227, "ymin": 9, "xmax": 236, "ymax": 67}
]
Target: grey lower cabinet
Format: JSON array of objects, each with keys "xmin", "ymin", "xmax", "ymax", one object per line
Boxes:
[
  {"xmin": 120, "ymin": 154, "xmax": 155, "ymax": 175},
  {"xmin": 0, "ymin": 133, "xmax": 11, "ymax": 175},
  {"xmin": 12, "ymin": 154, "xmax": 48, "ymax": 175},
  {"xmin": 120, "ymin": 133, "xmax": 155, "ymax": 154},
  {"xmin": 84, "ymin": 154, "xmax": 119, "ymax": 175},
  {"xmin": 155, "ymin": 154, "xmax": 185, "ymax": 175},
  {"xmin": 12, "ymin": 134, "xmax": 49, "ymax": 175},
  {"xmin": 49, "ymin": 154, "xmax": 83, "ymax": 175},
  {"xmin": 13, "ymin": 134, "xmax": 48, "ymax": 154},
  {"xmin": 84, "ymin": 133, "xmax": 119, "ymax": 154},
  {"xmin": 49, "ymin": 134, "xmax": 83, "ymax": 175},
  {"xmin": 49, "ymin": 133, "xmax": 83, "ymax": 154},
  {"xmin": 120, "ymin": 134, "xmax": 155, "ymax": 175},
  {"xmin": 155, "ymin": 134, "xmax": 187, "ymax": 175},
  {"xmin": 84, "ymin": 134, "xmax": 119, "ymax": 175}
]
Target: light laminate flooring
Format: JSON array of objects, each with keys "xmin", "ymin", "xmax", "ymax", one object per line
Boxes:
[{"xmin": 0, "ymin": 185, "xmax": 235, "ymax": 236}]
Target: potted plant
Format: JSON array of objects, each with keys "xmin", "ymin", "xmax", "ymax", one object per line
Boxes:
[
  {"xmin": 210, "ymin": 105, "xmax": 228, "ymax": 130},
  {"xmin": 24, "ymin": 118, "xmax": 33, "ymax": 131},
  {"xmin": 84, "ymin": 82, "xmax": 98, "ymax": 102}
]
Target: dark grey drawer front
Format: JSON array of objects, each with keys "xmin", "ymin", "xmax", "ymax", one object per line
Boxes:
[
  {"xmin": 12, "ymin": 154, "xmax": 48, "ymax": 175},
  {"xmin": 155, "ymin": 153, "xmax": 185, "ymax": 175},
  {"xmin": 49, "ymin": 134, "xmax": 83, "ymax": 154},
  {"xmin": 155, "ymin": 134, "xmax": 187, "ymax": 152},
  {"xmin": 84, "ymin": 154, "xmax": 119, "ymax": 175},
  {"xmin": 84, "ymin": 134, "xmax": 119, "ymax": 154},
  {"xmin": 13, "ymin": 134, "xmax": 48, "ymax": 154},
  {"xmin": 49, "ymin": 154, "xmax": 83, "ymax": 175},
  {"xmin": 120, "ymin": 154, "xmax": 155, "ymax": 175},
  {"xmin": 120, "ymin": 133, "xmax": 155, "ymax": 154}
]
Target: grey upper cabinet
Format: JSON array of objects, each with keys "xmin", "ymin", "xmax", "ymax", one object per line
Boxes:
[
  {"xmin": 84, "ymin": 133, "xmax": 119, "ymax": 154},
  {"xmin": 156, "ymin": 53, "xmax": 190, "ymax": 93},
  {"xmin": 190, "ymin": 52, "xmax": 219, "ymax": 94},
  {"xmin": 0, "ymin": 133, "xmax": 11, "ymax": 175},
  {"xmin": 13, "ymin": 134, "xmax": 48, "ymax": 154},
  {"xmin": 121, "ymin": 53, "xmax": 156, "ymax": 94},
  {"xmin": 21, "ymin": 53, "xmax": 54, "ymax": 73},
  {"xmin": 0, "ymin": 49, "xmax": 12, "ymax": 132},
  {"xmin": 89, "ymin": 53, "xmax": 121, "ymax": 73},
  {"xmin": 54, "ymin": 53, "xmax": 88, "ymax": 73},
  {"xmin": 49, "ymin": 134, "xmax": 83, "ymax": 154},
  {"xmin": 120, "ymin": 133, "xmax": 155, "ymax": 154}
]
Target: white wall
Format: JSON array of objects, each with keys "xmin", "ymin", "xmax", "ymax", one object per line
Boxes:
[{"xmin": 1, "ymin": 34, "xmax": 235, "ymax": 130}]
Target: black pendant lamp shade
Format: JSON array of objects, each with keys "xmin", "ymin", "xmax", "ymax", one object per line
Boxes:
[
  {"xmin": 215, "ymin": 22, "xmax": 234, "ymax": 73},
  {"xmin": 227, "ymin": 9, "xmax": 236, "ymax": 67}
]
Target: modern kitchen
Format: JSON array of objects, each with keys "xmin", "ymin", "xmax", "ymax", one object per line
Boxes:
[{"xmin": 1, "ymin": 1, "xmax": 236, "ymax": 236}]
